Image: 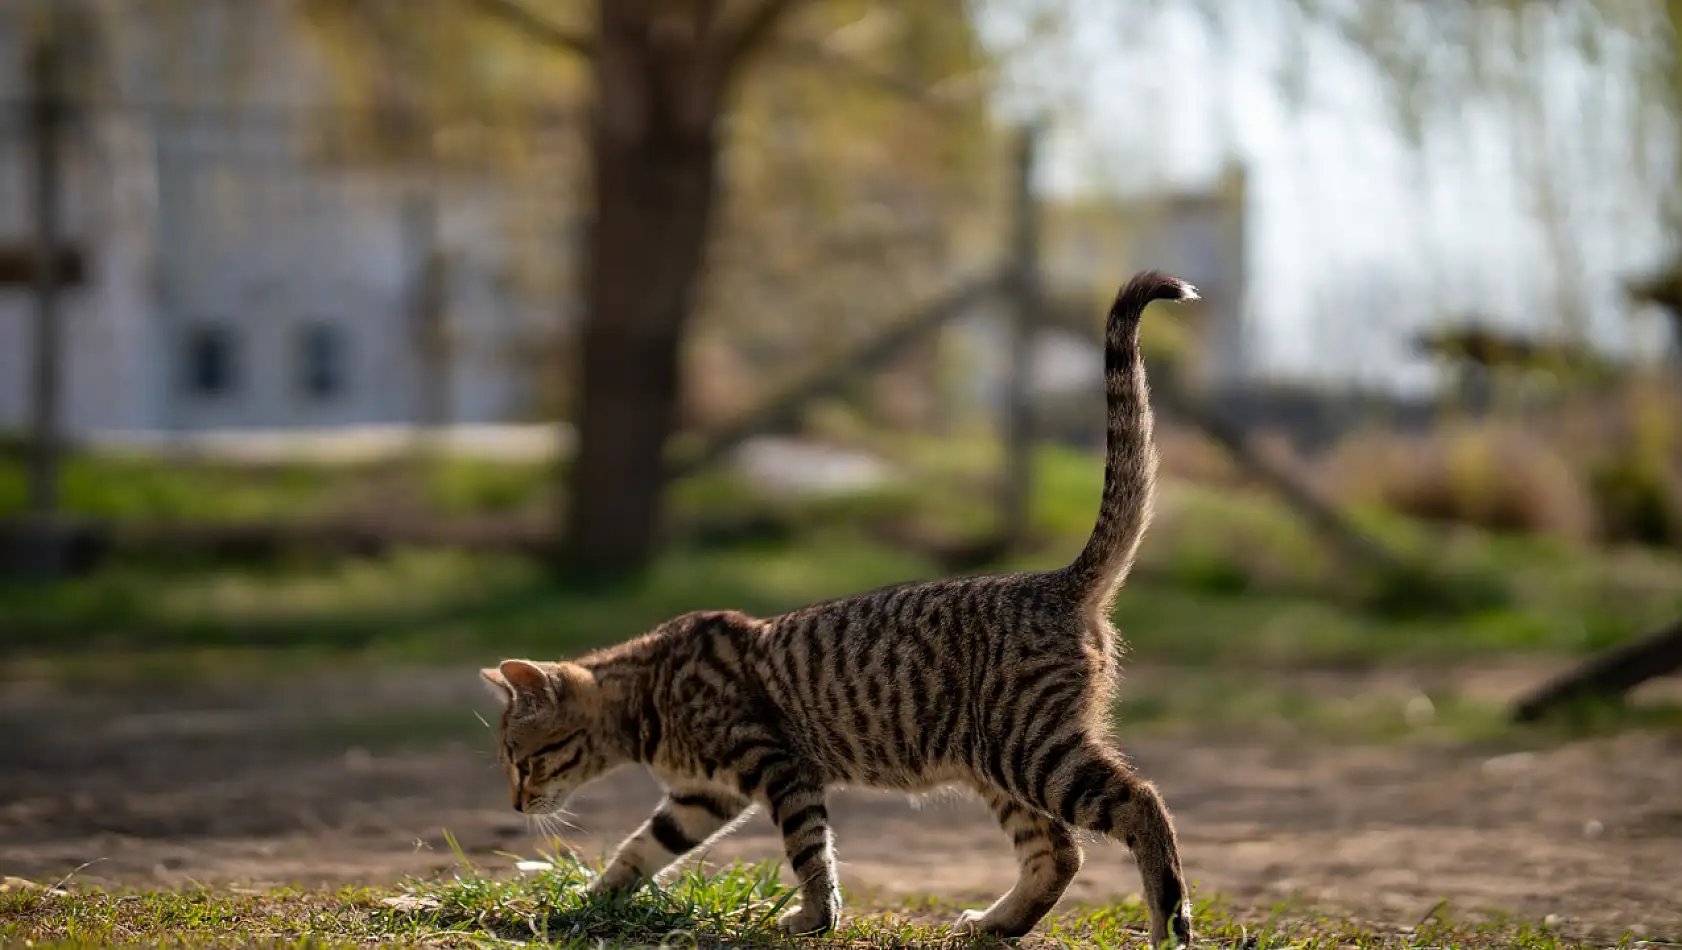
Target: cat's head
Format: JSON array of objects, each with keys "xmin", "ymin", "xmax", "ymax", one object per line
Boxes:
[{"xmin": 480, "ymin": 659, "xmax": 612, "ymax": 814}]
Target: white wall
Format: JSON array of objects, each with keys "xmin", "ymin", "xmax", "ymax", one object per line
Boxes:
[{"xmin": 0, "ymin": 0, "xmax": 571, "ymax": 437}]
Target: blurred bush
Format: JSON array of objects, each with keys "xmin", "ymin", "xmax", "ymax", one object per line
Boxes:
[
  {"xmin": 1584, "ymin": 381, "xmax": 1682, "ymax": 547},
  {"xmin": 1589, "ymin": 455, "xmax": 1682, "ymax": 547},
  {"xmin": 1315, "ymin": 375, "xmax": 1682, "ymax": 551},
  {"xmin": 1320, "ymin": 422, "xmax": 1598, "ymax": 543},
  {"xmin": 423, "ymin": 458, "xmax": 549, "ymax": 515}
]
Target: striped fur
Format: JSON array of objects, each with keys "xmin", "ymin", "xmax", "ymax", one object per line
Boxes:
[{"xmin": 480, "ymin": 271, "xmax": 1198, "ymax": 946}]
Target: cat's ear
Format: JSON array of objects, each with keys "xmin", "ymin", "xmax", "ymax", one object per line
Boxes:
[
  {"xmin": 479, "ymin": 667, "xmax": 513, "ymax": 707},
  {"xmin": 499, "ymin": 659, "xmax": 557, "ymax": 708}
]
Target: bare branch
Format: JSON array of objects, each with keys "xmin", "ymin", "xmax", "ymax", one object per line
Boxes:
[
  {"xmin": 461, "ymin": 0, "xmax": 594, "ymax": 57},
  {"xmin": 774, "ymin": 36, "xmax": 981, "ymax": 116},
  {"xmin": 717, "ymin": 0, "xmax": 803, "ymax": 76},
  {"xmin": 670, "ymin": 272, "xmax": 1003, "ymax": 479}
]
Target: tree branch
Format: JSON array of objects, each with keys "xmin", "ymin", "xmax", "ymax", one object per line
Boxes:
[
  {"xmin": 462, "ymin": 0, "xmax": 594, "ymax": 57},
  {"xmin": 775, "ymin": 36, "xmax": 980, "ymax": 116},
  {"xmin": 717, "ymin": 0, "xmax": 803, "ymax": 77},
  {"xmin": 669, "ymin": 272, "xmax": 1002, "ymax": 479}
]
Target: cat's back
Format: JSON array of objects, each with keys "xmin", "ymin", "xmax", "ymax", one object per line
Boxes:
[
  {"xmin": 739, "ymin": 569, "xmax": 1089, "ymax": 786},
  {"xmin": 766, "ymin": 568, "xmax": 1079, "ymax": 652}
]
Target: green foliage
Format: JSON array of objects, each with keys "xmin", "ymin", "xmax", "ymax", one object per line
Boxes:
[
  {"xmin": 0, "ymin": 450, "xmax": 341, "ymax": 523},
  {"xmin": 1162, "ymin": 545, "xmax": 1254, "ymax": 596},
  {"xmin": 0, "ymin": 543, "xmax": 939, "ymax": 670},
  {"xmin": 7, "ymin": 511, "xmax": 1681, "ymax": 680},
  {"xmin": 0, "ymin": 449, "xmax": 548, "ymax": 525},
  {"xmin": 296, "ymin": 0, "xmax": 592, "ymax": 165},
  {"xmin": 1589, "ymin": 451, "xmax": 1682, "ymax": 548},
  {"xmin": 1357, "ymin": 563, "xmax": 1512, "ymax": 620},
  {"xmin": 5, "ymin": 442, "xmax": 1682, "ymax": 677},
  {"xmin": 424, "ymin": 457, "xmax": 550, "ymax": 515}
]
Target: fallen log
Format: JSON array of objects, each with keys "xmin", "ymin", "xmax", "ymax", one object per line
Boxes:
[{"xmin": 1510, "ymin": 618, "xmax": 1682, "ymax": 722}]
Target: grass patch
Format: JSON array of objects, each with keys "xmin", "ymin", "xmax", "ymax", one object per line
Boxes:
[
  {"xmin": 0, "ymin": 857, "xmax": 1630, "ymax": 948},
  {"xmin": 0, "ymin": 543, "xmax": 938, "ymax": 671},
  {"xmin": 5, "ymin": 443, "xmax": 1682, "ymax": 680},
  {"xmin": 0, "ymin": 449, "xmax": 345, "ymax": 524},
  {"xmin": 394, "ymin": 854, "xmax": 796, "ymax": 946},
  {"xmin": 0, "ymin": 444, "xmax": 557, "ymax": 524},
  {"xmin": 5, "ymin": 520, "xmax": 1682, "ymax": 680},
  {"xmin": 1113, "ymin": 674, "xmax": 1682, "ymax": 745}
]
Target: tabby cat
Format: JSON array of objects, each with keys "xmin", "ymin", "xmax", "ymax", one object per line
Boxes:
[{"xmin": 480, "ymin": 270, "xmax": 1197, "ymax": 946}]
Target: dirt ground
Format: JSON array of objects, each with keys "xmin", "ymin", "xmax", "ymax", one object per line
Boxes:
[{"xmin": 2, "ymin": 663, "xmax": 1679, "ymax": 943}]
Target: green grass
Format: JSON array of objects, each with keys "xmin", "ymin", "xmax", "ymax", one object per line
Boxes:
[
  {"xmin": 5, "ymin": 499, "xmax": 1682, "ymax": 683},
  {"xmin": 0, "ymin": 543, "xmax": 938, "ymax": 673},
  {"xmin": 4, "ymin": 531, "xmax": 1679, "ymax": 679},
  {"xmin": 0, "ymin": 441, "xmax": 557, "ymax": 523},
  {"xmin": 0, "ymin": 857, "xmax": 1628, "ymax": 949},
  {"xmin": 1112, "ymin": 672, "xmax": 1682, "ymax": 745},
  {"xmin": 0, "ymin": 447, "xmax": 348, "ymax": 523},
  {"xmin": 4, "ymin": 442, "xmax": 1682, "ymax": 682}
]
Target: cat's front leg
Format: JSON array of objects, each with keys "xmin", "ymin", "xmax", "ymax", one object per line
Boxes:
[
  {"xmin": 588, "ymin": 787, "xmax": 751, "ymax": 896},
  {"xmin": 762, "ymin": 773, "xmax": 841, "ymax": 935}
]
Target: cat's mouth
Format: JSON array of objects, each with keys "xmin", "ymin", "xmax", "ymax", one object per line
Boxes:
[{"xmin": 519, "ymin": 790, "xmax": 575, "ymax": 816}]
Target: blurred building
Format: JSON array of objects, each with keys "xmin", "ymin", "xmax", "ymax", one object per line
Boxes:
[
  {"xmin": 0, "ymin": 1, "xmax": 568, "ymax": 438},
  {"xmin": 1056, "ymin": 163, "xmax": 1250, "ymax": 390},
  {"xmin": 956, "ymin": 164, "xmax": 1250, "ymax": 440}
]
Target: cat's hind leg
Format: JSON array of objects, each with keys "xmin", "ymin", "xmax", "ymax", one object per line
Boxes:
[
  {"xmin": 952, "ymin": 789, "xmax": 1082, "ymax": 938},
  {"xmin": 1026, "ymin": 740, "xmax": 1192, "ymax": 948}
]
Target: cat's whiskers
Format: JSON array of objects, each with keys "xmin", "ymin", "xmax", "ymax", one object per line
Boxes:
[
  {"xmin": 545, "ymin": 810, "xmax": 583, "ymax": 836},
  {"xmin": 525, "ymin": 810, "xmax": 581, "ymax": 846}
]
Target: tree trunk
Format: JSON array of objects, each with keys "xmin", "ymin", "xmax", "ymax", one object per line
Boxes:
[{"xmin": 562, "ymin": 20, "xmax": 723, "ymax": 581}]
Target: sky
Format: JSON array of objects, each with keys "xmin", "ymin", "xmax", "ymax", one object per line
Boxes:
[{"xmin": 980, "ymin": 0, "xmax": 1678, "ymax": 394}]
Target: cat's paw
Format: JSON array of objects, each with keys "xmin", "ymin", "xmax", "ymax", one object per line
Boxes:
[
  {"xmin": 583, "ymin": 869, "xmax": 640, "ymax": 899},
  {"xmin": 1150, "ymin": 911, "xmax": 1193, "ymax": 948},
  {"xmin": 951, "ymin": 907, "xmax": 1039, "ymax": 939},
  {"xmin": 776, "ymin": 902, "xmax": 836, "ymax": 936},
  {"xmin": 950, "ymin": 909, "xmax": 989, "ymax": 936}
]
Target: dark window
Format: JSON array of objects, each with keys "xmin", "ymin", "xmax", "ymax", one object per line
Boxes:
[
  {"xmin": 298, "ymin": 321, "xmax": 345, "ymax": 399},
  {"xmin": 183, "ymin": 324, "xmax": 237, "ymax": 397}
]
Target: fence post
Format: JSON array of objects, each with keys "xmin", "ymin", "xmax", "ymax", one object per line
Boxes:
[
  {"xmin": 23, "ymin": 28, "xmax": 68, "ymax": 580},
  {"xmin": 404, "ymin": 191, "xmax": 450, "ymax": 453},
  {"xmin": 1000, "ymin": 121, "xmax": 1044, "ymax": 553}
]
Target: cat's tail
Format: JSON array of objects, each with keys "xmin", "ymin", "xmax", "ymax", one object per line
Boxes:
[{"xmin": 1062, "ymin": 270, "xmax": 1197, "ymax": 612}]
